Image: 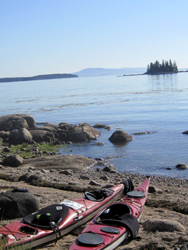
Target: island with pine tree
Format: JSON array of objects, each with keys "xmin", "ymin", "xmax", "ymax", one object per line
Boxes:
[{"xmin": 146, "ymin": 60, "xmax": 178, "ymax": 74}]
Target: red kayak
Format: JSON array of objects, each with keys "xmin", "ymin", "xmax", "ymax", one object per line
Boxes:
[
  {"xmin": 70, "ymin": 177, "xmax": 150, "ymax": 250},
  {"xmin": 0, "ymin": 180, "xmax": 129, "ymax": 249}
]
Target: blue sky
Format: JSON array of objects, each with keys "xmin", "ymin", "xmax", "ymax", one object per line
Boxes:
[{"xmin": 1, "ymin": 0, "xmax": 188, "ymax": 77}]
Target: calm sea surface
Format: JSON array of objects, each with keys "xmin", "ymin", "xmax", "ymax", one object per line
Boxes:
[{"xmin": 1, "ymin": 72, "xmax": 188, "ymax": 178}]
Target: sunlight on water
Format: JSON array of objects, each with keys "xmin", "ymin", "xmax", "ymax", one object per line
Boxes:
[{"xmin": 1, "ymin": 72, "xmax": 188, "ymax": 178}]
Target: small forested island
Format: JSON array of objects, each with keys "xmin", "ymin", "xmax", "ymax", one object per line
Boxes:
[
  {"xmin": 0, "ymin": 73, "xmax": 78, "ymax": 83},
  {"xmin": 146, "ymin": 60, "xmax": 178, "ymax": 74}
]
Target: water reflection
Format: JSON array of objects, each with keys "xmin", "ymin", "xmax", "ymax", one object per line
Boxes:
[{"xmin": 148, "ymin": 73, "xmax": 178, "ymax": 92}]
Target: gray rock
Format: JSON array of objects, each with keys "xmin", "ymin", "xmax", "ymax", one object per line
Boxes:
[
  {"xmin": 58, "ymin": 122, "xmax": 72, "ymax": 130},
  {"xmin": 19, "ymin": 173, "xmax": 30, "ymax": 181},
  {"xmin": 143, "ymin": 219, "xmax": 185, "ymax": 232},
  {"xmin": 3, "ymin": 147, "xmax": 10, "ymax": 153},
  {"xmin": 133, "ymin": 131, "xmax": 157, "ymax": 135},
  {"xmin": 3, "ymin": 154, "xmax": 23, "ymax": 167},
  {"xmin": 105, "ymin": 126, "xmax": 111, "ymax": 131},
  {"xmin": 30, "ymin": 129, "xmax": 55, "ymax": 143},
  {"xmin": 53, "ymin": 178, "xmax": 60, "ymax": 182},
  {"xmin": 109, "ymin": 130, "xmax": 133, "ymax": 143},
  {"xmin": 94, "ymin": 142, "xmax": 104, "ymax": 146},
  {"xmin": 93, "ymin": 124, "xmax": 111, "ymax": 130},
  {"xmin": 80, "ymin": 175, "xmax": 90, "ymax": 180},
  {"xmin": 176, "ymin": 163, "xmax": 188, "ymax": 170},
  {"xmin": 9, "ymin": 128, "xmax": 33, "ymax": 144},
  {"xmin": 66, "ymin": 123, "xmax": 101, "ymax": 142},
  {"xmin": 41, "ymin": 169, "xmax": 48, "ymax": 174},
  {"xmin": 0, "ymin": 114, "xmax": 36, "ymax": 131},
  {"xmin": 149, "ymin": 186, "xmax": 157, "ymax": 193},
  {"xmin": 96, "ymin": 167, "xmax": 103, "ymax": 172},
  {"xmin": 0, "ymin": 131, "xmax": 10, "ymax": 139},
  {"xmin": 100, "ymin": 175, "xmax": 109, "ymax": 180},
  {"xmin": 26, "ymin": 173, "xmax": 43, "ymax": 184},
  {"xmin": 148, "ymin": 186, "xmax": 163, "ymax": 194},
  {"xmin": 69, "ymin": 181, "xmax": 81, "ymax": 185},
  {"xmin": 93, "ymin": 124, "xmax": 107, "ymax": 128},
  {"xmin": 0, "ymin": 188, "xmax": 39, "ymax": 219},
  {"xmin": 89, "ymin": 180, "xmax": 101, "ymax": 186},
  {"xmin": 59, "ymin": 170, "xmax": 73, "ymax": 176},
  {"xmin": 103, "ymin": 164, "xmax": 116, "ymax": 172},
  {"xmin": 37, "ymin": 123, "xmax": 59, "ymax": 132},
  {"xmin": 18, "ymin": 114, "xmax": 36, "ymax": 130},
  {"xmin": 66, "ymin": 141, "xmax": 72, "ymax": 144},
  {"xmin": 22, "ymin": 155, "xmax": 97, "ymax": 172},
  {"xmin": 95, "ymin": 158, "xmax": 104, "ymax": 161}
]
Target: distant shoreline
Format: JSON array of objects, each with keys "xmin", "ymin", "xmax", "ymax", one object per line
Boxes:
[
  {"xmin": 0, "ymin": 73, "xmax": 78, "ymax": 83},
  {"xmin": 119, "ymin": 70, "xmax": 188, "ymax": 77},
  {"xmin": 1, "ymin": 70, "xmax": 188, "ymax": 83}
]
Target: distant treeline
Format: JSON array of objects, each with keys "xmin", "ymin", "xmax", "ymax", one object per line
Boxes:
[
  {"xmin": 0, "ymin": 73, "xmax": 78, "ymax": 83},
  {"xmin": 147, "ymin": 60, "xmax": 178, "ymax": 74}
]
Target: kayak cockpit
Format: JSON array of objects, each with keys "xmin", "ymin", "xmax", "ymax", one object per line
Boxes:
[
  {"xmin": 23, "ymin": 204, "xmax": 69, "ymax": 229},
  {"xmin": 95, "ymin": 203, "xmax": 139, "ymax": 239},
  {"xmin": 84, "ymin": 188, "xmax": 114, "ymax": 202},
  {"xmin": 84, "ymin": 192, "xmax": 104, "ymax": 201},
  {"xmin": 95, "ymin": 203, "xmax": 131, "ymax": 223}
]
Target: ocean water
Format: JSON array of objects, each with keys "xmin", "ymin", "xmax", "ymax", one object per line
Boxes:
[{"xmin": 1, "ymin": 72, "xmax": 188, "ymax": 179}]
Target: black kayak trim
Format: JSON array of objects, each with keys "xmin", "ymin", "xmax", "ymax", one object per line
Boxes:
[{"xmin": 99, "ymin": 214, "xmax": 139, "ymax": 239}]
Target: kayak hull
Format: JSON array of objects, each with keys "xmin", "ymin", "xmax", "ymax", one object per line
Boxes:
[
  {"xmin": 0, "ymin": 182, "xmax": 125, "ymax": 249},
  {"xmin": 70, "ymin": 177, "xmax": 150, "ymax": 250}
]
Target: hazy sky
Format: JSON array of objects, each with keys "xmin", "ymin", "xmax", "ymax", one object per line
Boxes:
[{"xmin": 1, "ymin": 0, "xmax": 188, "ymax": 77}]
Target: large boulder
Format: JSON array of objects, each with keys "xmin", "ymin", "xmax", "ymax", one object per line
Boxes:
[
  {"xmin": 17, "ymin": 114, "xmax": 36, "ymax": 129},
  {"xmin": 30, "ymin": 130, "xmax": 55, "ymax": 143},
  {"xmin": 0, "ymin": 188, "xmax": 39, "ymax": 218},
  {"xmin": 0, "ymin": 114, "xmax": 36, "ymax": 131},
  {"xmin": 66, "ymin": 123, "xmax": 101, "ymax": 142},
  {"xmin": 37, "ymin": 123, "xmax": 59, "ymax": 133},
  {"xmin": 143, "ymin": 219, "xmax": 185, "ymax": 232},
  {"xmin": 19, "ymin": 172, "xmax": 43, "ymax": 185},
  {"xmin": 176, "ymin": 163, "xmax": 188, "ymax": 170},
  {"xmin": 22, "ymin": 155, "xmax": 97, "ymax": 171},
  {"xmin": 93, "ymin": 123, "xmax": 111, "ymax": 130},
  {"xmin": 109, "ymin": 130, "xmax": 133, "ymax": 143},
  {"xmin": 103, "ymin": 164, "xmax": 116, "ymax": 172},
  {"xmin": 0, "ymin": 131, "xmax": 10, "ymax": 140},
  {"xmin": 9, "ymin": 128, "xmax": 33, "ymax": 144},
  {"xmin": 3, "ymin": 154, "xmax": 24, "ymax": 167}
]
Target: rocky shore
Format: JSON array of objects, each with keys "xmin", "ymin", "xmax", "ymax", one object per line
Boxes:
[{"xmin": 0, "ymin": 114, "xmax": 188, "ymax": 249}]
